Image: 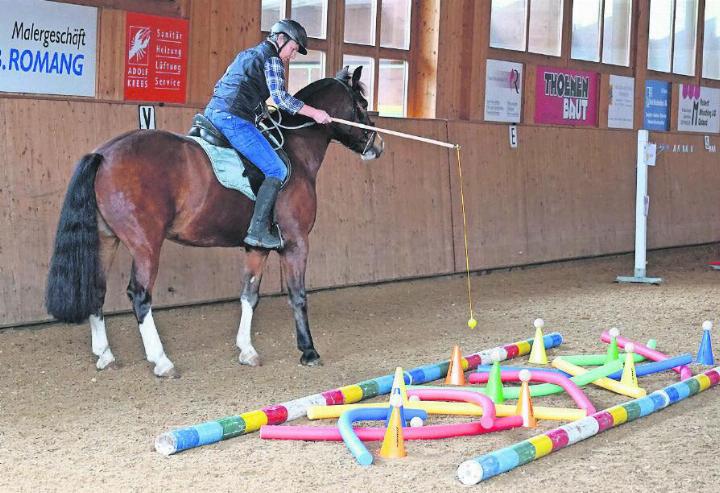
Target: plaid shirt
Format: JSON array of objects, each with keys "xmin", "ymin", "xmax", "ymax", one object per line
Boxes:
[{"xmin": 264, "ymin": 57, "xmax": 304, "ymax": 114}]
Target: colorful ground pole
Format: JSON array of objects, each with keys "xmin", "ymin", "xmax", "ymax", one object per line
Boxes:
[
  {"xmin": 456, "ymin": 367, "xmax": 720, "ymax": 485},
  {"xmin": 155, "ymin": 333, "xmax": 563, "ymax": 455}
]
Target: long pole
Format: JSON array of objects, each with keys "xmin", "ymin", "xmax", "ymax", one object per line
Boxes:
[
  {"xmin": 457, "ymin": 367, "xmax": 720, "ymax": 485},
  {"xmin": 330, "ymin": 117, "xmax": 458, "ymax": 149}
]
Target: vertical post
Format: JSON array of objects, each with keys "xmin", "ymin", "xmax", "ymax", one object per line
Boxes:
[{"xmin": 616, "ymin": 130, "xmax": 662, "ymax": 284}]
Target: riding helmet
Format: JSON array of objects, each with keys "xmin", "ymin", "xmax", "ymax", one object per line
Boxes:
[{"xmin": 270, "ymin": 19, "xmax": 308, "ymax": 55}]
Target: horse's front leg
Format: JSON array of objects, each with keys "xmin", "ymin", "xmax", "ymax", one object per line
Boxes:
[
  {"xmin": 279, "ymin": 240, "xmax": 321, "ymax": 366},
  {"xmin": 237, "ymin": 249, "xmax": 270, "ymax": 366}
]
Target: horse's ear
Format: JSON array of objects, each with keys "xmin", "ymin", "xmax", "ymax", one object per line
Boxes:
[
  {"xmin": 351, "ymin": 66, "xmax": 363, "ymax": 86},
  {"xmin": 335, "ymin": 65, "xmax": 350, "ymax": 81}
]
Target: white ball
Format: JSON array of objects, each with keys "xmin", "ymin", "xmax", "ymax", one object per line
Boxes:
[
  {"xmin": 702, "ymin": 320, "xmax": 713, "ymax": 331},
  {"xmin": 609, "ymin": 327, "xmax": 620, "ymax": 337},
  {"xmin": 410, "ymin": 416, "xmax": 424, "ymax": 427},
  {"xmin": 519, "ymin": 369, "xmax": 531, "ymax": 382},
  {"xmin": 625, "ymin": 342, "xmax": 635, "ymax": 353},
  {"xmin": 534, "ymin": 318, "xmax": 545, "ymax": 329}
]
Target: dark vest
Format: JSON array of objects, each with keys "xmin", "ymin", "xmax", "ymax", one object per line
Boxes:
[{"xmin": 206, "ymin": 40, "xmax": 278, "ymax": 121}]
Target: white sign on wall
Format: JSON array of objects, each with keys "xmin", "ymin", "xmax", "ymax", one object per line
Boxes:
[
  {"xmin": 0, "ymin": 0, "xmax": 97, "ymax": 97},
  {"xmin": 608, "ymin": 75, "xmax": 635, "ymax": 129},
  {"xmin": 484, "ymin": 59, "xmax": 523, "ymax": 123},
  {"xmin": 678, "ymin": 85, "xmax": 720, "ymax": 134}
]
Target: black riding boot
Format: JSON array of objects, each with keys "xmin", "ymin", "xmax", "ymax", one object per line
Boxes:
[{"xmin": 244, "ymin": 177, "xmax": 283, "ymax": 250}]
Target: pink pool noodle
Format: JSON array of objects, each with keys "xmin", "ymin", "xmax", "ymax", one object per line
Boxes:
[
  {"xmin": 260, "ymin": 415, "xmax": 523, "ymax": 441},
  {"xmin": 405, "ymin": 388, "xmax": 497, "ymax": 428},
  {"xmin": 468, "ymin": 370, "xmax": 595, "ymax": 414},
  {"xmin": 600, "ymin": 331, "xmax": 692, "ymax": 380}
]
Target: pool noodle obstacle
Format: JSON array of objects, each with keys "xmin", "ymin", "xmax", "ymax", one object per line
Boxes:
[
  {"xmin": 467, "ymin": 369, "xmax": 595, "ymax": 414},
  {"xmin": 307, "ymin": 400, "xmax": 588, "ymax": 422},
  {"xmin": 600, "ymin": 331, "xmax": 693, "ymax": 380},
  {"xmin": 260, "ymin": 416, "xmax": 523, "ymax": 441},
  {"xmin": 559, "ymin": 339, "xmax": 657, "ymax": 366},
  {"xmin": 552, "ymin": 358, "xmax": 646, "ymax": 398},
  {"xmin": 155, "ymin": 333, "xmax": 563, "ymax": 455},
  {"xmin": 456, "ymin": 366, "xmax": 720, "ymax": 485},
  {"xmin": 422, "ymin": 358, "xmax": 624, "ymax": 399}
]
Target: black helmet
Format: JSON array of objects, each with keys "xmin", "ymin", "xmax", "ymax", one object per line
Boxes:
[{"xmin": 270, "ymin": 19, "xmax": 308, "ymax": 55}]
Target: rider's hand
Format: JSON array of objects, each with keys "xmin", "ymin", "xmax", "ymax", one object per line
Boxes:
[{"xmin": 313, "ymin": 109, "xmax": 332, "ymax": 124}]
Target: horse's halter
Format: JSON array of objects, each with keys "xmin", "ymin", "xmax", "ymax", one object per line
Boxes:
[{"xmin": 335, "ymin": 79, "xmax": 378, "ymax": 156}]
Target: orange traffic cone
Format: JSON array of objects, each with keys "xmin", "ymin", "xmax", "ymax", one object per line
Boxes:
[
  {"xmin": 379, "ymin": 390, "xmax": 407, "ymax": 459},
  {"xmin": 445, "ymin": 345, "xmax": 466, "ymax": 385},
  {"xmin": 516, "ymin": 369, "xmax": 537, "ymax": 428}
]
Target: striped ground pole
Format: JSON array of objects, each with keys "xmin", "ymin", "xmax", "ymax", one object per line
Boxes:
[
  {"xmin": 457, "ymin": 366, "xmax": 720, "ymax": 485},
  {"xmin": 154, "ymin": 332, "xmax": 563, "ymax": 456}
]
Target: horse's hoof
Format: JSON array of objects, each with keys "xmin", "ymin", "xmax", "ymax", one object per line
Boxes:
[
  {"xmin": 95, "ymin": 350, "xmax": 117, "ymax": 370},
  {"xmin": 156, "ymin": 366, "xmax": 180, "ymax": 379},
  {"xmin": 239, "ymin": 350, "xmax": 261, "ymax": 366},
  {"xmin": 98, "ymin": 360, "xmax": 121, "ymax": 371},
  {"xmin": 300, "ymin": 350, "xmax": 322, "ymax": 366},
  {"xmin": 154, "ymin": 358, "xmax": 180, "ymax": 378}
]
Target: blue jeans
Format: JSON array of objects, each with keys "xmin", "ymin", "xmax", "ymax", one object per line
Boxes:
[{"xmin": 205, "ymin": 109, "xmax": 287, "ymax": 181}]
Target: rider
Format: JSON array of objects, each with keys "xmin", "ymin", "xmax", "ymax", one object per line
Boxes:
[{"xmin": 205, "ymin": 19, "xmax": 331, "ymax": 250}]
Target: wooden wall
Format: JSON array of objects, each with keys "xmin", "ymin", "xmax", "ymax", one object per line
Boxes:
[{"xmin": 3, "ymin": 1, "xmax": 720, "ymax": 326}]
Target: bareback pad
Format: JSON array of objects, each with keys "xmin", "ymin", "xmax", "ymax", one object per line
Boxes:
[{"xmin": 187, "ymin": 113, "xmax": 292, "ymax": 200}]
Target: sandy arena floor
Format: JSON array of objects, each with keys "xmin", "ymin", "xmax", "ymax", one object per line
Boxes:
[{"xmin": 1, "ymin": 245, "xmax": 719, "ymax": 492}]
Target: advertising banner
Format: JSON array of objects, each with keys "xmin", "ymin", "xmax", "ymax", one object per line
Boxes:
[
  {"xmin": 535, "ymin": 66, "xmax": 599, "ymax": 126},
  {"xmin": 608, "ymin": 75, "xmax": 635, "ymax": 129},
  {"xmin": 124, "ymin": 12, "xmax": 189, "ymax": 103},
  {"xmin": 484, "ymin": 59, "xmax": 523, "ymax": 123},
  {"xmin": 0, "ymin": 0, "xmax": 97, "ymax": 97},
  {"xmin": 678, "ymin": 84, "xmax": 720, "ymax": 134},
  {"xmin": 643, "ymin": 80, "xmax": 670, "ymax": 131}
]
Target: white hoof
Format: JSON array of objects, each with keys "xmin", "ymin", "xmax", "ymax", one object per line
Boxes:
[
  {"xmin": 153, "ymin": 356, "xmax": 178, "ymax": 378},
  {"xmin": 239, "ymin": 349, "xmax": 261, "ymax": 366},
  {"xmin": 95, "ymin": 349, "xmax": 116, "ymax": 370}
]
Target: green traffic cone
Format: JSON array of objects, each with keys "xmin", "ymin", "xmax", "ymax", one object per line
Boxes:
[
  {"xmin": 485, "ymin": 355, "xmax": 505, "ymax": 404},
  {"xmin": 606, "ymin": 327, "xmax": 620, "ymax": 362}
]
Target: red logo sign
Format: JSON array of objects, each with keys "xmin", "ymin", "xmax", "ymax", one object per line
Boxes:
[{"xmin": 124, "ymin": 12, "xmax": 188, "ymax": 103}]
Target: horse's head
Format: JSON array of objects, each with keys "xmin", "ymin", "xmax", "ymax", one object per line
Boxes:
[
  {"xmin": 331, "ymin": 66, "xmax": 384, "ymax": 160},
  {"xmin": 296, "ymin": 66, "xmax": 384, "ymax": 160}
]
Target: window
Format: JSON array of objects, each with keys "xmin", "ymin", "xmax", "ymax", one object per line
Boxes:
[
  {"xmin": 647, "ymin": 0, "xmax": 699, "ymax": 75},
  {"xmin": 571, "ymin": 0, "xmax": 632, "ymax": 65},
  {"xmin": 342, "ymin": 54, "xmax": 375, "ymax": 108},
  {"xmin": 490, "ymin": 0, "xmax": 563, "ymax": 56},
  {"xmin": 602, "ymin": 0, "xmax": 633, "ymax": 65},
  {"xmin": 342, "ymin": 0, "xmax": 412, "ymax": 115},
  {"xmin": 571, "ymin": 0, "xmax": 603, "ymax": 61},
  {"xmin": 288, "ymin": 50, "xmax": 326, "ymax": 95},
  {"xmin": 703, "ymin": 0, "xmax": 720, "ymax": 79},
  {"xmin": 378, "ymin": 59, "xmax": 408, "ymax": 117},
  {"xmin": 261, "ymin": 0, "xmax": 414, "ymax": 116},
  {"xmin": 345, "ymin": 0, "xmax": 375, "ymax": 45},
  {"xmin": 292, "ymin": 0, "xmax": 328, "ymax": 39}
]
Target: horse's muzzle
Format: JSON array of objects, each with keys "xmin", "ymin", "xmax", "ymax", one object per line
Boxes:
[{"xmin": 361, "ymin": 132, "xmax": 384, "ymax": 160}]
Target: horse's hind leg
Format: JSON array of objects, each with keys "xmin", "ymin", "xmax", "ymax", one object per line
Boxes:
[
  {"xmin": 237, "ymin": 249, "xmax": 270, "ymax": 366},
  {"xmin": 126, "ymin": 246, "xmax": 177, "ymax": 378},
  {"xmin": 279, "ymin": 241, "xmax": 321, "ymax": 366},
  {"xmin": 90, "ymin": 233, "xmax": 120, "ymax": 370}
]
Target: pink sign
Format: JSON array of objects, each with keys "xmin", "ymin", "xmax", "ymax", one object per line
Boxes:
[{"xmin": 535, "ymin": 66, "xmax": 599, "ymax": 126}]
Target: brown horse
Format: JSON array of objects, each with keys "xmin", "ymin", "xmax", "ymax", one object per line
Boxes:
[{"xmin": 45, "ymin": 66, "xmax": 384, "ymax": 377}]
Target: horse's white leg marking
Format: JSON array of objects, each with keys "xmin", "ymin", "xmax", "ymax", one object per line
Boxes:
[
  {"xmin": 90, "ymin": 314, "xmax": 116, "ymax": 370},
  {"xmin": 237, "ymin": 299, "xmax": 260, "ymax": 366},
  {"xmin": 138, "ymin": 309, "xmax": 175, "ymax": 376}
]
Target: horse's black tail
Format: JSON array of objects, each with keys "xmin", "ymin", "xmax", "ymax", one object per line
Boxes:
[{"xmin": 45, "ymin": 153, "xmax": 105, "ymax": 323}]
